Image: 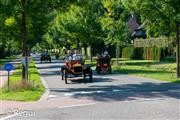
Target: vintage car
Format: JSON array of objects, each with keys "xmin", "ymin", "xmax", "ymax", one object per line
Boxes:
[
  {"xmin": 96, "ymin": 56, "xmax": 112, "ymax": 74},
  {"xmin": 40, "ymin": 53, "xmax": 51, "ymax": 63},
  {"xmin": 61, "ymin": 60, "xmax": 92, "ymax": 84}
]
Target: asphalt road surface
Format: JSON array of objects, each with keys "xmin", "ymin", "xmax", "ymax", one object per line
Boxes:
[{"xmin": 6, "ymin": 55, "xmax": 180, "ymax": 120}]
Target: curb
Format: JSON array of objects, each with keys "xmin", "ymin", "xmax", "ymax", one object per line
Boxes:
[
  {"xmin": 39, "ymin": 77, "xmax": 50, "ymax": 101},
  {"xmin": 35, "ymin": 64, "xmax": 50, "ymax": 101}
]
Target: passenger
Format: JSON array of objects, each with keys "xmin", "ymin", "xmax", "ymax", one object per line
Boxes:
[
  {"xmin": 65, "ymin": 50, "xmax": 73, "ymax": 62},
  {"xmin": 102, "ymin": 51, "xmax": 111, "ymax": 64},
  {"xmin": 63, "ymin": 50, "xmax": 73, "ymax": 70},
  {"xmin": 73, "ymin": 49, "xmax": 84, "ymax": 64},
  {"xmin": 103, "ymin": 51, "xmax": 110, "ymax": 58}
]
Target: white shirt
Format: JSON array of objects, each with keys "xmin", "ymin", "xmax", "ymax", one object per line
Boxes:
[
  {"xmin": 65, "ymin": 55, "xmax": 73, "ymax": 61},
  {"xmin": 72, "ymin": 54, "xmax": 84, "ymax": 61}
]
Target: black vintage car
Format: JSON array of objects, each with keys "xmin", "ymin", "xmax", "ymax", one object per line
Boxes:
[{"xmin": 40, "ymin": 53, "xmax": 51, "ymax": 63}]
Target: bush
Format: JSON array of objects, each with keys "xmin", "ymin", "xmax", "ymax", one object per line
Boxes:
[
  {"xmin": 122, "ymin": 47, "xmax": 134, "ymax": 58},
  {"xmin": 132, "ymin": 48, "xmax": 144, "ymax": 60},
  {"xmin": 162, "ymin": 55, "xmax": 176, "ymax": 62},
  {"xmin": 122, "ymin": 46, "xmax": 162, "ymax": 60}
]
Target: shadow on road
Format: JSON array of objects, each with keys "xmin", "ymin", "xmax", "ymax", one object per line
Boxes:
[
  {"xmin": 50, "ymin": 82, "xmax": 180, "ymax": 102},
  {"xmin": 36, "ymin": 65, "xmax": 63, "ymax": 70}
]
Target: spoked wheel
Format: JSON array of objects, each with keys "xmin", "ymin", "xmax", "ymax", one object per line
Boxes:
[
  {"xmin": 89, "ymin": 69, "xmax": 93, "ymax": 82},
  {"xmin": 96, "ymin": 67, "xmax": 101, "ymax": 74},
  {"xmin": 109, "ymin": 67, "xmax": 112, "ymax": 74},
  {"xmin": 96, "ymin": 69, "xmax": 100, "ymax": 74},
  {"xmin": 61, "ymin": 70, "xmax": 64, "ymax": 80},
  {"xmin": 83, "ymin": 73, "xmax": 86, "ymax": 81},
  {"xmin": 64, "ymin": 70, "xmax": 68, "ymax": 84},
  {"xmin": 61, "ymin": 67, "xmax": 64, "ymax": 80}
]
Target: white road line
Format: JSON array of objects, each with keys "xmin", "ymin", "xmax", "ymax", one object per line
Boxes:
[
  {"xmin": 0, "ymin": 113, "xmax": 21, "ymax": 120},
  {"xmin": 80, "ymin": 91, "xmax": 93, "ymax": 94},
  {"xmin": 64, "ymin": 89, "xmax": 127, "ymax": 97},
  {"xmin": 96, "ymin": 90, "xmax": 106, "ymax": 93},
  {"xmin": 112, "ymin": 89, "xmax": 123, "ymax": 92},
  {"xmin": 64, "ymin": 93, "xmax": 73, "ymax": 96},
  {"xmin": 48, "ymin": 94, "xmax": 58, "ymax": 98},
  {"xmin": 58, "ymin": 103, "xmax": 96, "ymax": 109}
]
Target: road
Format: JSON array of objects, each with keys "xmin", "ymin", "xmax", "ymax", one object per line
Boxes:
[{"xmin": 5, "ymin": 55, "xmax": 180, "ymax": 120}]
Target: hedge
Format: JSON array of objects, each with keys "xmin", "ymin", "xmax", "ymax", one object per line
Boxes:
[{"xmin": 122, "ymin": 46, "xmax": 163, "ymax": 60}]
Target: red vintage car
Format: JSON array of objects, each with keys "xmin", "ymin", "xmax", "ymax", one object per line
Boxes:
[
  {"xmin": 96, "ymin": 55, "xmax": 112, "ymax": 74},
  {"xmin": 61, "ymin": 60, "xmax": 93, "ymax": 84}
]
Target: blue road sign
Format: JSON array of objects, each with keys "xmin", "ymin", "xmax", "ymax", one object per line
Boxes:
[{"xmin": 3, "ymin": 63, "xmax": 14, "ymax": 71}]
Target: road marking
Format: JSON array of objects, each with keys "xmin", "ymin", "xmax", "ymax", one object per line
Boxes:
[
  {"xmin": 64, "ymin": 93, "xmax": 73, "ymax": 96},
  {"xmin": 112, "ymin": 89, "xmax": 123, "ymax": 92},
  {"xmin": 0, "ymin": 113, "xmax": 21, "ymax": 120},
  {"xmin": 48, "ymin": 94, "xmax": 58, "ymax": 98},
  {"xmin": 80, "ymin": 91, "xmax": 93, "ymax": 94},
  {"xmin": 63, "ymin": 89, "xmax": 130, "ymax": 97},
  {"xmin": 58, "ymin": 103, "xmax": 96, "ymax": 109},
  {"xmin": 96, "ymin": 90, "xmax": 106, "ymax": 93}
]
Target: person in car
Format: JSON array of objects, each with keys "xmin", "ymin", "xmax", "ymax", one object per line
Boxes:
[
  {"xmin": 102, "ymin": 51, "xmax": 111, "ymax": 64},
  {"xmin": 65, "ymin": 50, "xmax": 73, "ymax": 62},
  {"xmin": 72, "ymin": 49, "xmax": 84, "ymax": 64}
]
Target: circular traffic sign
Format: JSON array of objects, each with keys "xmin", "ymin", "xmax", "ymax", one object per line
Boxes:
[{"xmin": 3, "ymin": 63, "xmax": 14, "ymax": 71}]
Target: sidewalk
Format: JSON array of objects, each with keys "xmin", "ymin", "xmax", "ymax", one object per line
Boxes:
[
  {"xmin": 0, "ymin": 97, "xmax": 94, "ymax": 115},
  {"xmin": 0, "ymin": 70, "xmax": 9, "ymax": 88}
]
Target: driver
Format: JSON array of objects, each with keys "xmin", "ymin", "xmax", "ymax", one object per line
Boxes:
[
  {"xmin": 65, "ymin": 50, "xmax": 73, "ymax": 62},
  {"xmin": 102, "ymin": 51, "xmax": 111, "ymax": 64},
  {"xmin": 72, "ymin": 49, "xmax": 84, "ymax": 64},
  {"xmin": 64, "ymin": 50, "xmax": 74, "ymax": 69}
]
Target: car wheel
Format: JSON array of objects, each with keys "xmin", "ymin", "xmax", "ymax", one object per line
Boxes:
[
  {"xmin": 89, "ymin": 70, "xmax": 93, "ymax": 82},
  {"xmin": 96, "ymin": 69, "xmax": 100, "ymax": 74},
  {"xmin": 109, "ymin": 67, "xmax": 112, "ymax": 74},
  {"xmin": 64, "ymin": 70, "xmax": 68, "ymax": 84},
  {"xmin": 61, "ymin": 70, "xmax": 64, "ymax": 80}
]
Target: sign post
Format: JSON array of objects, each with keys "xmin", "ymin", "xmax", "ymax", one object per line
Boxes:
[{"xmin": 3, "ymin": 63, "xmax": 14, "ymax": 91}]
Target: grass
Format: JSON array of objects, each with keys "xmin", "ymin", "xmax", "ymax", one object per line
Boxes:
[
  {"xmin": 113, "ymin": 60, "xmax": 180, "ymax": 83},
  {"xmin": 0, "ymin": 61, "xmax": 45, "ymax": 101}
]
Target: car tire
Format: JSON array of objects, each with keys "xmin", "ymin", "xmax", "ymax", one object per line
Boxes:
[
  {"xmin": 64, "ymin": 70, "xmax": 68, "ymax": 84},
  {"xmin": 89, "ymin": 70, "xmax": 93, "ymax": 82}
]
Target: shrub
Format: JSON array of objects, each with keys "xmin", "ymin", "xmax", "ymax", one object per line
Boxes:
[
  {"xmin": 122, "ymin": 47, "xmax": 134, "ymax": 58},
  {"xmin": 132, "ymin": 48, "xmax": 144, "ymax": 60},
  {"xmin": 162, "ymin": 55, "xmax": 176, "ymax": 62}
]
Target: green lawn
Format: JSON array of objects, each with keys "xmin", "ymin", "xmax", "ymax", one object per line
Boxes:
[
  {"xmin": 113, "ymin": 60, "xmax": 180, "ymax": 83},
  {"xmin": 0, "ymin": 61, "xmax": 45, "ymax": 101}
]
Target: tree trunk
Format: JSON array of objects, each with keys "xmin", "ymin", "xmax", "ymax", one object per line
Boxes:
[
  {"xmin": 21, "ymin": 0, "xmax": 28, "ymax": 81},
  {"xmin": 90, "ymin": 46, "xmax": 92, "ymax": 63},
  {"xmin": 77, "ymin": 39, "xmax": 80, "ymax": 49},
  {"xmin": 116, "ymin": 44, "xmax": 119, "ymax": 65},
  {"xmin": 84, "ymin": 46, "xmax": 87, "ymax": 59},
  {"xmin": 176, "ymin": 22, "xmax": 180, "ymax": 77}
]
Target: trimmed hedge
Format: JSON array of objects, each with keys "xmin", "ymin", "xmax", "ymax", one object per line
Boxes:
[
  {"xmin": 122, "ymin": 47, "xmax": 134, "ymax": 59},
  {"xmin": 122, "ymin": 46, "xmax": 163, "ymax": 60}
]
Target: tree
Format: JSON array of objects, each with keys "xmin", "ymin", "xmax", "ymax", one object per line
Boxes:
[
  {"xmin": 43, "ymin": 0, "xmax": 104, "ymax": 61},
  {"xmin": 124, "ymin": 0, "xmax": 180, "ymax": 77},
  {"xmin": 100, "ymin": 0, "xmax": 130, "ymax": 64},
  {"xmin": 0, "ymin": 0, "xmax": 77, "ymax": 81}
]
